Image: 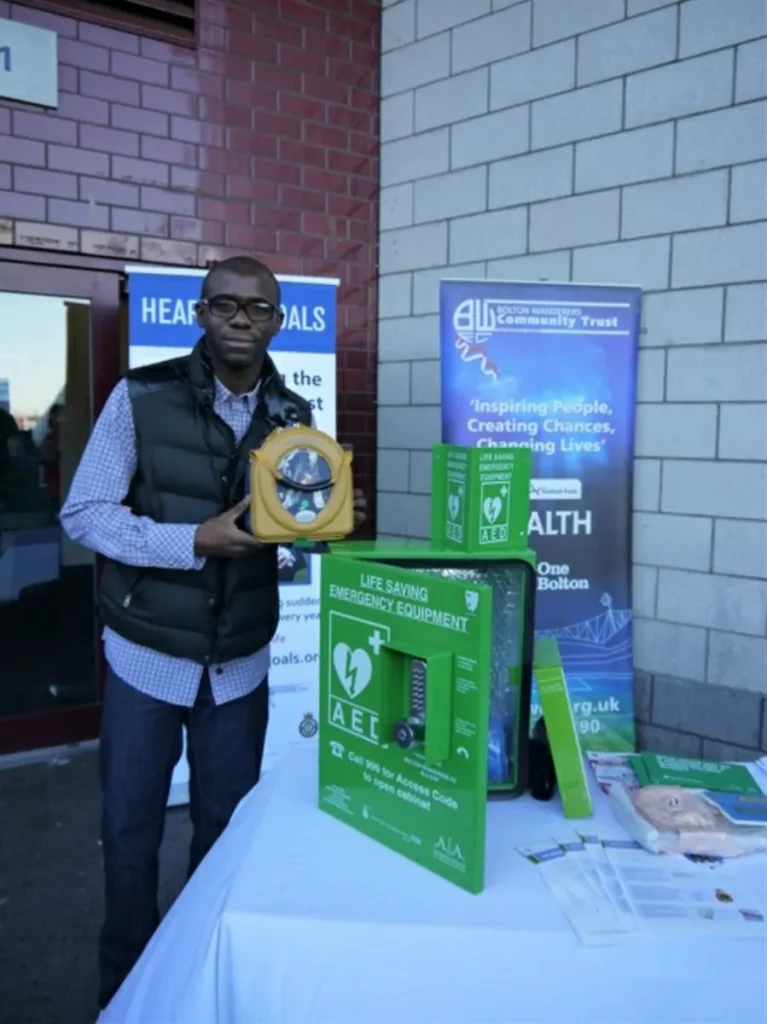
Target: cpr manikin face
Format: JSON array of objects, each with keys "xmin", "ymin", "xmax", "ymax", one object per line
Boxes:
[
  {"xmin": 633, "ymin": 786, "xmax": 722, "ymax": 831},
  {"xmin": 631, "ymin": 785, "xmax": 747, "ymax": 856}
]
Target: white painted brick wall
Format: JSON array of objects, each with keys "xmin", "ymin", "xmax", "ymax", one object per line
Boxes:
[
  {"xmin": 379, "ymin": 183, "xmax": 413, "ymax": 230},
  {"xmin": 529, "ymin": 190, "xmax": 620, "ymax": 250},
  {"xmin": 714, "ymin": 520, "xmax": 767, "ymax": 579},
  {"xmin": 379, "ymin": 221, "xmax": 447, "ymax": 272},
  {"xmin": 380, "ymin": 92, "xmax": 414, "ymax": 142},
  {"xmin": 719, "ymin": 405, "xmax": 767, "ymax": 462},
  {"xmin": 707, "ymin": 632, "xmax": 767, "ymax": 693},
  {"xmin": 672, "ymin": 223, "xmax": 767, "ymax": 288},
  {"xmin": 637, "ymin": 348, "xmax": 665, "ymax": 402},
  {"xmin": 451, "ymin": 106, "xmax": 530, "ymax": 167},
  {"xmin": 488, "ymin": 249, "xmax": 571, "ymax": 280},
  {"xmin": 416, "ymin": 0, "xmax": 491, "ymax": 38},
  {"xmin": 533, "ymin": 0, "xmax": 624, "ymax": 46},
  {"xmin": 382, "ymin": 0, "xmax": 415, "ymax": 51},
  {"xmin": 675, "ymin": 101, "xmax": 767, "ymax": 173},
  {"xmin": 731, "ymin": 161, "xmax": 767, "ymax": 223},
  {"xmin": 412, "ymin": 262, "xmax": 485, "ymax": 314},
  {"xmin": 629, "ymin": 0, "xmax": 677, "ymax": 15},
  {"xmin": 633, "ymin": 458, "xmax": 661, "ymax": 512},
  {"xmin": 575, "ymin": 123, "xmax": 674, "ymax": 191},
  {"xmin": 679, "ymin": 0, "xmax": 767, "ymax": 57},
  {"xmin": 634, "ymin": 512, "xmax": 713, "ymax": 571},
  {"xmin": 381, "ymin": 129, "xmax": 449, "ymax": 186},
  {"xmin": 380, "ymin": 33, "xmax": 450, "ymax": 94},
  {"xmin": 625, "ymin": 51, "xmax": 734, "ymax": 128},
  {"xmin": 726, "ymin": 283, "xmax": 767, "ymax": 342},
  {"xmin": 642, "ymin": 287, "xmax": 724, "ymax": 346},
  {"xmin": 379, "ymin": 314, "xmax": 439, "ymax": 361},
  {"xmin": 532, "ymin": 80, "xmax": 623, "ymax": 148},
  {"xmin": 736, "ymin": 39, "xmax": 767, "ymax": 103},
  {"xmin": 451, "ymin": 3, "xmax": 531, "ymax": 72},
  {"xmin": 489, "ymin": 146, "xmax": 572, "ymax": 208},
  {"xmin": 378, "ymin": 272, "xmax": 412, "ymax": 319},
  {"xmin": 635, "ymin": 403, "xmax": 718, "ymax": 459},
  {"xmin": 573, "ymin": 236, "xmax": 671, "ymax": 289},
  {"xmin": 656, "ymin": 568, "xmax": 767, "ymax": 637},
  {"xmin": 621, "ymin": 171, "xmax": 729, "ymax": 238},
  {"xmin": 414, "ymin": 69, "xmax": 488, "ymax": 132},
  {"xmin": 449, "ymin": 207, "xmax": 527, "ymax": 262},
  {"xmin": 576, "ymin": 7, "xmax": 678, "ymax": 86},
  {"xmin": 491, "ymin": 40, "xmax": 575, "ymax": 109},
  {"xmin": 378, "ymin": 0, "xmax": 767, "ymax": 699},
  {"xmin": 666, "ymin": 344, "xmax": 767, "ymax": 402},
  {"xmin": 414, "ymin": 166, "xmax": 487, "ymax": 223}
]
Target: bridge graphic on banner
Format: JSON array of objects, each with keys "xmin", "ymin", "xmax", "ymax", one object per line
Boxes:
[
  {"xmin": 534, "ymin": 594, "xmax": 633, "ymax": 748},
  {"xmin": 537, "ymin": 594, "xmax": 632, "ymax": 646}
]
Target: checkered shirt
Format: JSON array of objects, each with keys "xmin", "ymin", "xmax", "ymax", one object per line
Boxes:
[{"xmin": 60, "ymin": 376, "xmax": 269, "ymax": 707}]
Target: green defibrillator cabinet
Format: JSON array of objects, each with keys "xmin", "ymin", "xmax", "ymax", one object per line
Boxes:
[{"xmin": 317, "ymin": 446, "xmax": 540, "ymax": 894}]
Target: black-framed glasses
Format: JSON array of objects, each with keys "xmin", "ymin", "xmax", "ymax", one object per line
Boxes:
[{"xmin": 203, "ymin": 295, "xmax": 282, "ymax": 323}]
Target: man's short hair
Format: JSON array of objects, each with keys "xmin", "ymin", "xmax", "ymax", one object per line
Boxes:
[{"xmin": 202, "ymin": 255, "xmax": 281, "ymax": 304}]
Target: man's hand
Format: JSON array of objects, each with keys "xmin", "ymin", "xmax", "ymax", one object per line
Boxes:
[
  {"xmin": 353, "ymin": 487, "xmax": 367, "ymax": 528},
  {"xmin": 194, "ymin": 497, "xmax": 264, "ymax": 558}
]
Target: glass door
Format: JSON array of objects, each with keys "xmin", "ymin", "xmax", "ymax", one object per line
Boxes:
[{"xmin": 0, "ymin": 260, "xmax": 121, "ymax": 753}]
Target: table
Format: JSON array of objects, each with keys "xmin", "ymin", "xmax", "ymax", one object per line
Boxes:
[{"xmin": 103, "ymin": 749, "xmax": 767, "ymax": 1024}]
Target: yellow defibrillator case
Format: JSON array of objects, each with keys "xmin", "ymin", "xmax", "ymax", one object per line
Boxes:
[{"xmin": 248, "ymin": 425, "xmax": 354, "ymax": 543}]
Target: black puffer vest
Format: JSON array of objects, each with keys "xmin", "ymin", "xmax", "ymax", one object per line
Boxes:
[{"xmin": 98, "ymin": 339, "xmax": 312, "ymax": 665}]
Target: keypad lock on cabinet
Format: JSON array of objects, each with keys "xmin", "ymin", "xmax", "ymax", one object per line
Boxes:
[{"xmin": 393, "ymin": 658, "xmax": 427, "ymax": 750}]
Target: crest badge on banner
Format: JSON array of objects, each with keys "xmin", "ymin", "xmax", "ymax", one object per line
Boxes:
[
  {"xmin": 125, "ymin": 266, "xmax": 339, "ymax": 803},
  {"xmin": 439, "ymin": 278, "xmax": 642, "ymax": 752}
]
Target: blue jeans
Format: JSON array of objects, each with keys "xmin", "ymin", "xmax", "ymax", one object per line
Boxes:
[{"xmin": 98, "ymin": 667, "xmax": 269, "ymax": 1010}]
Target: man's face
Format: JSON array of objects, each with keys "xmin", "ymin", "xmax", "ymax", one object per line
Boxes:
[{"xmin": 195, "ymin": 268, "xmax": 283, "ymax": 371}]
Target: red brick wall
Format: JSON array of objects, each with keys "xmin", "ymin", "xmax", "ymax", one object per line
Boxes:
[{"xmin": 0, "ymin": 0, "xmax": 380, "ymax": 522}]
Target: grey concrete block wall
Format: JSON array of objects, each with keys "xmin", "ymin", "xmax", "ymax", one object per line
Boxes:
[{"xmin": 378, "ymin": 0, "xmax": 767, "ymax": 754}]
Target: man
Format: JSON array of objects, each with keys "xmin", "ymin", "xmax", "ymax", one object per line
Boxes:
[
  {"xmin": 40, "ymin": 402, "xmax": 62, "ymax": 512},
  {"xmin": 0, "ymin": 406, "xmax": 19, "ymax": 508},
  {"xmin": 61, "ymin": 255, "xmax": 363, "ymax": 1012}
]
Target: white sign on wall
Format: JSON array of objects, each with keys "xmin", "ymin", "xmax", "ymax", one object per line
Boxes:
[{"xmin": 0, "ymin": 16, "xmax": 58, "ymax": 108}]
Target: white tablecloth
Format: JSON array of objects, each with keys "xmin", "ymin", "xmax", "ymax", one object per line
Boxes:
[{"xmin": 104, "ymin": 749, "xmax": 767, "ymax": 1024}]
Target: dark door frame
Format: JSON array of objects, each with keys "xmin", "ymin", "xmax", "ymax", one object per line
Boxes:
[{"xmin": 0, "ymin": 248, "xmax": 123, "ymax": 754}]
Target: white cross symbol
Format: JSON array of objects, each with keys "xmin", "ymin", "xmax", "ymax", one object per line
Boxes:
[
  {"xmin": 368, "ymin": 630, "xmax": 384, "ymax": 655},
  {"xmin": 500, "ymin": 485, "xmax": 508, "ymax": 496}
]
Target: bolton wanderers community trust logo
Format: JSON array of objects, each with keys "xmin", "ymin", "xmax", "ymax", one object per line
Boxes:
[{"xmin": 452, "ymin": 298, "xmax": 501, "ymax": 380}]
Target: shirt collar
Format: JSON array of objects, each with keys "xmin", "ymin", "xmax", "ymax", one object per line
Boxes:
[{"xmin": 213, "ymin": 376, "xmax": 261, "ymax": 413}]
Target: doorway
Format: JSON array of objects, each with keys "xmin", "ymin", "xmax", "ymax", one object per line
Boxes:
[{"xmin": 0, "ymin": 260, "xmax": 121, "ymax": 753}]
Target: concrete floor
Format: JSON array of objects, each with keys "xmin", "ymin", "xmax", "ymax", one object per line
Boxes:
[{"xmin": 0, "ymin": 744, "xmax": 191, "ymax": 1024}]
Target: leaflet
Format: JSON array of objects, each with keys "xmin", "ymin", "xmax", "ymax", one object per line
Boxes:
[
  {"xmin": 518, "ymin": 839, "xmax": 628, "ymax": 946},
  {"xmin": 554, "ymin": 833, "xmax": 608, "ymax": 901},
  {"xmin": 700, "ymin": 790, "xmax": 767, "ymax": 826},
  {"xmin": 577, "ymin": 831, "xmax": 637, "ymax": 931},
  {"xmin": 586, "ymin": 751, "xmax": 641, "ymax": 795},
  {"xmin": 604, "ymin": 840, "xmax": 767, "ymax": 939}
]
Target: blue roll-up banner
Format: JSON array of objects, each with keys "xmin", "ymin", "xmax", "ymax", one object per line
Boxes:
[
  {"xmin": 125, "ymin": 266, "xmax": 339, "ymax": 800},
  {"xmin": 440, "ymin": 278, "xmax": 642, "ymax": 752}
]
